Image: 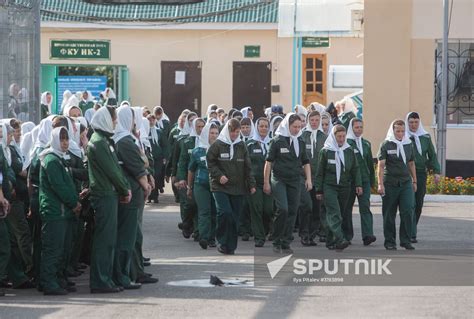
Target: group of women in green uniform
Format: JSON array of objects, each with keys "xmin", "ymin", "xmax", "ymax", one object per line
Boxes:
[{"xmin": 0, "ymin": 95, "xmax": 440, "ymax": 296}]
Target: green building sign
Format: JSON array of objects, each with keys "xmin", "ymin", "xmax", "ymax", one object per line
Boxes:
[
  {"xmin": 244, "ymin": 45, "xmax": 260, "ymax": 58},
  {"xmin": 301, "ymin": 37, "xmax": 330, "ymax": 48},
  {"xmin": 50, "ymin": 40, "xmax": 111, "ymax": 60}
]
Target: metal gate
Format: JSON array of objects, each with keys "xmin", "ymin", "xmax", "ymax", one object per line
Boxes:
[{"xmin": 0, "ymin": 0, "xmax": 40, "ymax": 122}]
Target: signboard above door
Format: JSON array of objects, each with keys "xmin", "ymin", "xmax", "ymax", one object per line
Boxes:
[
  {"xmin": 50, "ymin": 40, "xmax": 111, "ymax": 60},
  {"xmin": 85, "ymin": 0, "xmax": 203, "ymax": 3},
  {"xmin": 244, "ymin": 45, "xmax": 261, "ymax": 58},
  {"xmin": 301, "ymin": 37, "xmax": 330, "ymax": 48}
]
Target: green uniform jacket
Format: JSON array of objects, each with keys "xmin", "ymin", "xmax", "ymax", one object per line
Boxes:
[
  {"xmin": 165, "ymin": 126, "xmax": 182, "ymax": 176},
  {"xmin": 169, "ymin": 135, "xmax": 188, "ymax": 177},
  {"xmin": 9, "ymin": 145, "xmax": 27, "ymax": 200},
  {"xmin": 150, "ymin": 127, "xmax": 170, "ymax": 160},
  {"xmin": 315, "ymin": 148, "xmax": 362, "ymax": 192},
  {"xmin": 28, "ymin": 147, "xmax": 43, "ymax": 188},
  {"xmin": 65, "ymin": 152, "xmax": 88, "ymax": 193},
  {"xmin": 347, "ymin": 138, "xmax": 376, "ymax": 186},
  {"xmin": 0, "ymin": 148, "xmax": 12, "ymax": 199},
  {"xmin": 177, "ymin": 136, "xmax": 198, "ymax": 181},
  {"xmin": 246, "ymin": 139, "xmax": 268, "ymax": 188},
  {"xmin": 87, "ymin": 130, "xmax": 130, "ymax": 197},
  {"xmin": 206, "ymin": 140, "xmax": 256, "ymax": 195},
  {"xmin": 188, "ymin": 147, "xmax": 210, "ymax": 186},
  {"xmin": 266, "ymin": 136, "xmax": 310, "ymax": 184},
  {"xmin": 159, "ymin": 119, "xmax": 171, "ymax": 140},
  {"xmin": 409, "ymin": 135, "xmax": 441, "ymax": 174},
  {"xmin": 377, "ymin": 141, "xmax": 415, "ymax": 186},
  {"xmin": 39, "ymin": 153, "xmax": 78, "ymax": 221},
  {"xmin": 79, "ymin": 101, "xmax": 94, "ymax": 114},
  {"xmin": 300, "ymin": 130, "xmax": 327, "ymax": 183},
  {"xmin": 116, "ymin": 135, "xmax": 148, "ymax": 192},
  {"xmin": 339, "ymin": 112, "xmax": 356, "ymax": 130}
]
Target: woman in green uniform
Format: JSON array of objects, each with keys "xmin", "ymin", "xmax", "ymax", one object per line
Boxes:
[
  {"xmin": 112, "ymin": 105, "xmax": 151, "ymax": 289},
  {"xmin": 377, "ymin": 120, "xmax": 417, "ymax": 250},
  {"xmin": 207, "ymin": 119, "xmax": 256, "ymax": 255},
  {"xmin": 87, "ymin": 106, "xmax": 131, "ymax": 293},
  {"xmin": 40, "ymin": 92, "xmax": 52, "ymax": 119},
  {"xmin": 337, "ymin": 98, "xmax": 357, "ymax": 130},
  {"xmin": 405, "ymin": 112, "xmax": 440, "ymax": 243},
  {"xmin": 345, "ymin": 118, "xmax": 376, "ymax": 245},
  {"xmin": 0, "ymin": 154, "xmax": 10, "ymax": 297},
  {"xmin": 263, "ymin": 113, "xmax": 312, "ymax": 254},
  {"xmin": 246, "ymin": 118, "xmax": 273, "ymax": 247},
  {"xmin": 187, "ymin": 122, "xmax": 219, "ymax": 249},
  {"xmin": 315, "ymin": 125, "xmax": 362, "ymax": 251},
  {"xmin": 39, "ymin": 127, "xmax": 81, "ymax": 295},
  {"xmin": 269, "ymin": 116, "xmax": 283, "ymax": 139},
  {"xmin": 79, "ymin": 91, "xmax": 94, "ymax": 115},
  {"xmin": 320, "ymin": 112, "xmax": 333, "ymax": 135},
  {"xmin": 299, "ymin": 111, "xmax": 327, "ymax": 246}
]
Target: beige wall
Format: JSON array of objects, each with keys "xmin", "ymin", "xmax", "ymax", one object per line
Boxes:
[
  {"xmin": 364, "ymin": 0, "xmax": 414, "ymax": 150},
  {"xmin": 41, "ymin": 27, "xmax": 363, "ymax": 116},
  {"xmin": 364, "ymin": 0, "xmax": 473, "ymax": 161}
]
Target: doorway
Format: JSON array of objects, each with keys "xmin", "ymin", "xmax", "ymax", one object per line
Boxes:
[{"xmin": 302, "ymin": 54, "xmax": 326, "ymax": 106}]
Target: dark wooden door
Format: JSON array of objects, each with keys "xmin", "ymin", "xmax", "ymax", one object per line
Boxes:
[
  {"xmin": 161, "ymin": 61, "xmax": 201, "ymax": 123},
  {"xmin": 233, "ymin": 62, "xmax": 271, "ymax": 119}
]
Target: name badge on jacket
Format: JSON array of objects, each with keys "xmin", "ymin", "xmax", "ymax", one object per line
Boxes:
[
  {"xmin": 109, "ymin": 146, "xmax": 115, "ymax": 153},
  {"xmin": 328, "ymin": 159, "xmax": 336, "ymax": 164},
  {"xmin": 387, "ymin": 150, "xmax": 397, "ymax": 155},
  {"xmin": 253, "ymin": 149, "xmax": 262, "ymax": 153},
  {"xmin": 306, "ymin": 144, "xmax": 312, "ymax": 150},
  {"xmin": 200, "ymin": 156, "xmax": 207, "ymax": 162},
  {"xmin": 220, "ymin": 153, "xmax": 230, "ymax": 159},
  {"xmin": 280, "ymin": 148, "xmax": 289, "ymax": 154}
]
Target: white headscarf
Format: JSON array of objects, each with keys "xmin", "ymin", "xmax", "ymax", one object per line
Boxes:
[
  {"xmin": 21, "ymin": 122, "xmax": 35, "ymax": 138},
  {"xmin": 252, "ymin": 118, "xmax": 271, "ymax": 155},
  {"xmin": 61, "ymin": 90, "xmax": 72, "ymax": 114},
  {"xmin": 91, "ymin": 106, "xmax": 115, "ymax": 134},
  {"xmin": 405, "ymin": 112, "xmax": 429, "ymax": 155},
  {"xmin": 241, "ymin": 107, "xmax": 252, "ymax": 119},
  {"xmin": 340, "ymin": 98, "xmax": 358, "ymax": 116},
  {"xmin": 132, "ymin": 107, "xmax": 144, "ymax": 147},
  {"xmin": 83, "ymin": 90, "xmax": 94, "ymax": 102},
  {"xmin": 206, "ymin": 104, "xmax": 218, "ymax": 117},
  {"xmin": 66, "ymin": 117, "xmax": 83, "ymax": 158},
  {"xmin": 295, "ymin": 105, "xmax": 308, "ymax": 118},
  {"xmin": 113, "ymin": 105, "xmax": 134, "ymax": 144},
  {"xmin": 264, "ymin": 107, "xmax": 272, "ymax": 119},
  {"xmin": 323, "ymin": 126, "xmax": 351, "ymax": 184},
  {"xmin": 346, "ymin": 118, "xmax": 364, "ymax": 156},
  {"xmin": 198, "ymin": 122, "xmax": 217, "ymax": 151},
  {"xmin": 153, "ymin": 106, "xmax": 170, "ymax": 129},
  {"xmin": 385, "ymin": 120, "xmax": 412, "ymax": 164},
  {"xmin": 309, "ymin": 102, "xmax": 326, "ymax": 114},
  {"xmin": 63, "ymin": 95, "xmax": 82, "ymax": 117},
  {"xmin": 140, "ymin": 117, "xmax": 151, "ymax": 149},
  {"xmin": 21, "ymin": 131, "xmax": 34, "ymax": 170},
  {"xmin": 120, "ymin": 100, "xmax": 131, "ymax": 108},
  {"xmin": 179, "ymin": 113, "xmax": 196, "ymax": 136},
  {"xmin": 41, "ymin": 92, "xmax": 52, "ymax": 115},
  {"xmin": 84, "ymin": 108, "xmax": 96, "ymax": 125},
  {"xmin": 269, "ymin": 115, "xmax": 283, "ymax": 136},
  {"xmin": 39, "ymin": 127, "xmax": 69, "ymax": 162},
  {"xmin": 275, "ymin": 113, "xmax": 302, "ymax": 157},
  {"xmin": 0, "ymin": 123, "xmax": 12, "ymax": 166},
  {"xmin": 305, "ymin": 112, "xmax": 325, "ymax": 158},
  {"xmin": 320, "ymin": 112, "xmax": 334, "ymax": 135},
  {"xmin": 217, "ymin": 121, "xmax": 242, "ymax": 160},
  {"xmin": 33, "ymin": 116, "xmax": 54, "ymax": 151},
  {"xmin": 105, "ymin": 87, "xmax": 116, "ymax": 99}
]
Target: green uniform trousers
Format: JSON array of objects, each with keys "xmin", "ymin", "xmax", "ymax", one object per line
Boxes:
[
  {"xmin": 194, "ymin": 182, "xmax": 216, "ymax": 242},
  {"xmin": 239, "ymin": 198, "xmax": 252, "ymax": 236},
  {"xmin": 248, "ymin": 187, "xmax": 273, "ymax": 243},
  {"xmin": 6, "ymin": 199, "xmax": 33, "ymax": 275},
  {"xmin": 68, "ymin": 216, "xmax": 85, "ymax": 273},
  {"xmin": 0, "ymin": 219, "xmax": 10, "ymax": 282},
  {"xmin": 90, "ymin": 194, "xmax": 118, "ymax": 289},
  {"xmin": 114, "ymin": 188, "xmax": 142, "ymax": 286},
  {"xmin": 346, "ymin": 181, "xmax": 374, "ymax": 240},
  {"xmin": 412, "ymin": 172, "xmax": 427, "ymax": 239},
  {"xmin": 212, "ymin": 192, "xmax": 243, "ymax": 252},
  {"xmin": 131, "ymin": 195, "xmax": 146, "ymax": 282},
  {"xmin": 40, "ymin": 219, "xmax": 70, "ymax": 292},
  {"xmin": 271, "ymin": 177, "xmax": 301, "ymax": 248},
  {"xmin": 323, "ymin": 184, "xmax": 350, "ymax": 246},
  {"xmin": 298, "ymin": 178, "xmax": 312, "ymax": 239},
  {"xmin": 149, "ymin": 156, "xmax": 163, "ymax": 201},
  {"xmin": 30, "ymin": 188, "xmax": 42, "ymax": 282},
  {"xmin": 382, "ymin": 180, "xmax": 414, "ymax": 247}
]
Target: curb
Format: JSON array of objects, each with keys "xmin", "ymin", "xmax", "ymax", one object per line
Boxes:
[{"xmin": 370, "ymin": 194, "xmax": 473, "ymax": 203}]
